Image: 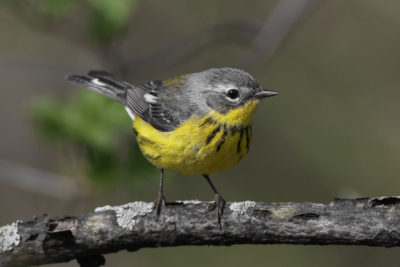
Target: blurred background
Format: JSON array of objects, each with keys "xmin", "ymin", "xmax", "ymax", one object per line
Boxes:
[{"xmin": 1, "ymin": 0, "xmax": 400, "ymax": 266}]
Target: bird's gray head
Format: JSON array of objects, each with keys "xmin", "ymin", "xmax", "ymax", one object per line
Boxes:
[{"xmin": 187, "ymin": 68, "xmax": 278, "ymax": 114}]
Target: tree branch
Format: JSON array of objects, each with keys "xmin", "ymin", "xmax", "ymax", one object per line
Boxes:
[
  {"xmin": 238, "ymin": 0, "xmax": 326, "ymax": 68},
  {"xmin": 2, "ymin": 197, "xmax": 400, "ymax": 266}
]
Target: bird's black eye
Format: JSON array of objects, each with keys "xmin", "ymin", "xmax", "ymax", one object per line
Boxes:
[{"xmin": 227, "ymin": 89, "xmax": 239, "ymax": 99}]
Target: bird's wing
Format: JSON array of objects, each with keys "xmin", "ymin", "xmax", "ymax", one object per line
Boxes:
[
  {"xmin": 127, "ymin": 79, "xmax": 185, "ymax": 132},
  {"xmin": 67, "ymin": 70, "xmax": 188, "ymax": 132}
]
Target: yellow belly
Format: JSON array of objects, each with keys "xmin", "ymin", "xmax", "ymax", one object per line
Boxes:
[{"xmin": 133, "ymin": 99, "xmax": 258, "ymax": 175}]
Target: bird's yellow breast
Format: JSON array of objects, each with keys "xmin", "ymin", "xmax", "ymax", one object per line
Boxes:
[{"xmin": 133, "ymin": 99, "xmax": 259, "ymax": 175}]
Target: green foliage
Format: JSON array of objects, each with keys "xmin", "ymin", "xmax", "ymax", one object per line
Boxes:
[
  {"xmin": 1, "ymin": 0, "xmax": 139, "ymax": 42},
  {"xmin": 86, "ymin": 0, "xmax": 139, "ymax": 41},
  {"xmin": 32, "ymin": 90, "xmax": 125, "ymax": 149},
  {"xmin": 31, "ymin": 90, "xmax": 155, "ymax": 187},
  {"xmin": 2, "ymin": 0, "xmax": 151, "ymax": 188}
]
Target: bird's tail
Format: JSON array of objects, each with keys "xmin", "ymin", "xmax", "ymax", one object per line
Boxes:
[{"xmin": 66, "ymin": 70, "xmax": 131, "ymax": 105}]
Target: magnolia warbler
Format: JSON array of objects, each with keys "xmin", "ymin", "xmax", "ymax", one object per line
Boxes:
[{"xmin": 67, "ymin": 68, "xmax": 278, "ymax": 227}]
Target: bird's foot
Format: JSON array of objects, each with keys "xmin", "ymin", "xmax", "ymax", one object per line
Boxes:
[
  {"xmin": 153, "ymin": 192, "xmax": 166, "ymax": 220},
  {"xmin": 206, "ymin": 193, "xmax": 226, "ymax": 229}
]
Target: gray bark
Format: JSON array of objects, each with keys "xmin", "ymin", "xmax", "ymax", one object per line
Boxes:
[{"xmin": 1, "ymin": 197, "xmax": 400, "ymax": 267}]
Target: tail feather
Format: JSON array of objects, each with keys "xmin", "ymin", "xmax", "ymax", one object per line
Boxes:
[
  {"xmin": 87, "ymin": 70, "xmax": 131, "ymax": 90},
  {"xmin": 87, "ymin": 70, "xmax": 115, "ymax": 78},
  {"xmin": 66, "ymin": 70, "xmax": 131, "ymax": 105}
]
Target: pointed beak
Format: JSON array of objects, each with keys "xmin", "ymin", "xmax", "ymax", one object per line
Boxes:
[{"xmin": 254, "ymin": 89, "xmax": 279, "ymax": 99}]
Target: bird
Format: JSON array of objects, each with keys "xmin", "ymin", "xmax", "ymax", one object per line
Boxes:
[{"xmin": 66, "ymin": 68, "xmax": 278, "ymax": 228}]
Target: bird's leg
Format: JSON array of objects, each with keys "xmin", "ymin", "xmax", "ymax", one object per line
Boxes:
[
  {"xmin": 154, "ymin": 169, "xmax": 166, "ymax": 219},
  {"xmin": 202, "ymin": 174, "xmax": 226, "ymax": 229}
]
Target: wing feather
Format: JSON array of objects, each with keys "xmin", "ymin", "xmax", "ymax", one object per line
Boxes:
[
  {"xmin": 67, "ymin": 70, "xmax": 188, "ymax": 132},
  {"xmin": 127, "ymin": 80, "xmax": 185, "ymax": 132}
]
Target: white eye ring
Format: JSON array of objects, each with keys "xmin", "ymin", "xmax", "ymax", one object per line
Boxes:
[{"xmin": 226, "ymin": 88, "xmax": 240, "ymax": 101}]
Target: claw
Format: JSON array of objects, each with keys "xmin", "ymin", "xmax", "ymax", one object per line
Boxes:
[
  {"xmin": 154, "ymin": 193, "xmax": 166, "ymax": 220},
  {"xmin": 206, "ymin": 193, "xmax": 226, "ymax": 229}
]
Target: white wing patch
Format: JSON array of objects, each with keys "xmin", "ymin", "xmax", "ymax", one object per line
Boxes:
[
  {"xmin": 143, "ymin": 93, "xmax": 158, "ymax": 104},
  {"xmin": 92, "ymin": 78, "xmax": 107, "ymax": 86},
  {"xmin": 125, "ymin": 107, "xmax": 135, "ymax": 120}
]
